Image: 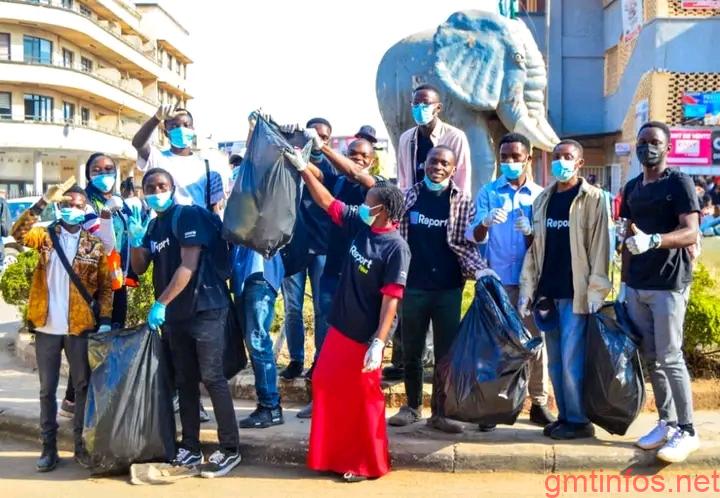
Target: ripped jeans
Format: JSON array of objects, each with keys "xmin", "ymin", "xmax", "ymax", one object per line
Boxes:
[{"xmin": 236, "ymin": 276, "xmax": 280, "ymax": 408}]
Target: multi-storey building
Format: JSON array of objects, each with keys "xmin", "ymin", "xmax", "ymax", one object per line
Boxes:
[{"xmin": 0, "ymin": 0, "xmax": 192, "ymax": 197}]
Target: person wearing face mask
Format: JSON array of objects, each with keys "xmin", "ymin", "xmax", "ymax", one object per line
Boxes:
[
  {"xmin": 132, "ymin": 105, "xmax": 229, "ymax": 210},
  {"xmin": 11, "ymin": 178, "xmax": 113, "ymax": 472},
  {"xmin": 289, "ymin": 130, "xmax": 385, "ymax": 419},
  {"xmin": 466, "ymin": 133, "xmax": 554, "ymax": 431},
  {"xmin": 518, "ymin": 139, "xmax": 611, "ymax": 440},
  {"xmin": 129, "ymin": 168, "xmax": 241, "ymax": 478},
  {"xmin": 284, "ymin": 148, "xmax": 410, "ymax": 482},
  {"xmin": 387, "ymin": 146, "xmax": 488, "ymax": 433},
  {"xmin": 620, "ymin": 121, "xmax": 701, "ymax": 463},
  {"xmin": 396, "ymin": 84, "xmax": 472, "ymax": 194}
]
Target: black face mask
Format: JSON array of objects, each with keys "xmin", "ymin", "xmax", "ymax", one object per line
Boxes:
[{"xmin": 636, "ymin": 143, "xmax": 663, "ymax": 167}]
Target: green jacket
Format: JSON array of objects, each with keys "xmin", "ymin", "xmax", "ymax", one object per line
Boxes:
[{"xmin": 520, "ymin": 178, "xmax": 611, "ymax": 314}]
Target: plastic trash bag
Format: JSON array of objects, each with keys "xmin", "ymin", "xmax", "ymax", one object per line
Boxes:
[
  {"xmin": 83, "ymin": 325, "xmax": 175, "ymax": 475},
  {"xmin": 222, "ymin": 116, "xmax": 310, "ymax": 258},
  {"xmin": 439, "ymin": 276, "xmax": 542, "ymax": 425},
  {"xmin": 584, "ymin": 302, "xmax": 646, "ymax": 435},
  {"xmin": 223, "ymin": 304, "xmax": 247, "ymax": 379}
]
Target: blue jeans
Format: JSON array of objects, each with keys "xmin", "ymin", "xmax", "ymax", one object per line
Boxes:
[
  {"xmin": 237, "ymin": 278, "xmax": 280, "ymax": 408},
  {"xmin": 543, "ymin": 299, "xmax": 588, "ymax": 425},
  {"xmin": 316, "ymin": 274, "xmax": 338, "ymax": 362},
  {"xmin": 281, "ymin": 254, "xmax": 326, "ymax": 364}
]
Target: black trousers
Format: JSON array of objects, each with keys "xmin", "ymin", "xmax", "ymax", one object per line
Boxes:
[
  {"xmin": 65, "ymin": 287, "xmax": 128, "ymax": 404},
  {"xmin": 164, "ymin": 307, "xmax": 239, "ymax": 452},
  {"xmin": 35, "ymin": 332, "xmax": 90, "ymax": 445}
]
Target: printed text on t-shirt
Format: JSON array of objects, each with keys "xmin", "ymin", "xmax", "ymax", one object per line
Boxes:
[
  {"xmin": 150, "ymin": 237, "xmax": 171, "ymax": 254},
  {"xmin": 350, "ymin": 243, "xmax": 373, "ymax": 274},
  {"xmin": 546, "ymin": 218, "xmax": 570, "ymax": 229},
  {"xmin": 409, "ymin": 211, "xmax": 448, "ymax": 228}
]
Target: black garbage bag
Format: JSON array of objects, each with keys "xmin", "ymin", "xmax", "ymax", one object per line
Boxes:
[
  {"xmin": 223, "ymin": 302, "xmax": 247, "ymax": 379},
  {"xmin": 83, "ymin": 325, "xmax": 175, "ymax": 475},
  {"xmin": 584, "ymin": 302, "xmax": 646, "ymax": 435},
  {"xmin": 439, "ymin": 276, "xmax": 542, "ymax": 425},
  {"xmin": 222, "ymin": 116, "xmax": 310, "ymax": 258}
]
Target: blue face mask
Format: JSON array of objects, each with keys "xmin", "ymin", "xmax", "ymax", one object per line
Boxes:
[
  {"xmin": 90, "ymin": 173, "xmax": 116, "ymax": 193},
  {"xmin": 145, "ymin": 191, "xmax": 174, "ymax": 212},
  {"xmin": 59, "ymin": 207, "xmax": 85, "ymax": 226},
  {"xmin": 358, "ymin": 203, "xmax": 381, "ymax": 226},
  {"xmin": 500, "ymin": 162, "xmax": 525, "ymax": 181},
  {"xmin": 551, "ymin": 159, "xmax": 577, "ymax": 183},
  {"xmin": 411, "ymin": 103, "xmax": 436, "ymax": 126},
  {"xmin": 423, "ymin": 174, "xmax": 450, "ymax": 192},
  {"xmin": 168, "ymin": 126, "xmax": 196, "ymax": 149}
]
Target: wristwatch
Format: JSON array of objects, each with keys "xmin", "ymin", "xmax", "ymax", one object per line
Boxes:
[{"xmin": 649, "ymin": 233, "xmax": 662, "ymax": 249}]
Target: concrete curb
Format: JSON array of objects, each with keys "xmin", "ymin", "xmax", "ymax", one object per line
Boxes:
[{"xmin": 3, "ymin": 408, "xmax": 720, "ymax": 473}]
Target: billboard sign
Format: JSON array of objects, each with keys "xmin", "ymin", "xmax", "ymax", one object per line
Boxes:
[
  {"xmin": 682, "ymin": 92, "xmax": 720, "ymax": 125},
  {"xmin": 681, "ymin": 1, "xmax": 720, "ymax": 8},
  {"xmin": 621, "ymin": 0, "xmax": 644, "ymax": 42}
]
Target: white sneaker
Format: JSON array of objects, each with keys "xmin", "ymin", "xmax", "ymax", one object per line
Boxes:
[
  {"xmin": 656, "ymin": 430, "xmax": 700, "ymax": 463},
  {"xmin": 635, "ymin": 420, "xmax": 677, "ymax": 450}
]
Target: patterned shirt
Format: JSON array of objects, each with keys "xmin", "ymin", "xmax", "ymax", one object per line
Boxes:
[{"xmin": 401, "ymin": 180, "xmax": 485, "ymax": 279}]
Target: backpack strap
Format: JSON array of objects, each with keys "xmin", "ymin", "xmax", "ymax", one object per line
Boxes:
[
  {"xmin": 47, "ymin": 224, "xmax": 100, "ymax": 322},
  {"xmin": 204, "ymin": 159, "xmax": 211, "ymax": 210},
  {"xmin": 171, "ymin": 204, "xmax": 185, "ymax": 241}
]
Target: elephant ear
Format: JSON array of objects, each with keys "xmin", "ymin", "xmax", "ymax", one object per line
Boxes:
[{"xmin": 433, "ymin": 11, "xmax": 523, "ymax": 111}]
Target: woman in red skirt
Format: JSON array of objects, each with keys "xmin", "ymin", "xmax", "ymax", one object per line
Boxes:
[{"xmin": 285, "ymin": 149, "xmax": 411, "ymax": 482}]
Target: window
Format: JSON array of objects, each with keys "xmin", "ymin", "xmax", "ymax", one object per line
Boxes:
[
  {"xmin": 63, "ymin": 102, "xmax": 75, "ymax": 123},
  {"xmin": 81, "ymin": 107, "xmax": 90, "ymax": 126},
  {"xmin": 62, "ymin": 0, "xmax": 74, "ymax": 8},
  {"xmin": 0, "ymin": 92, "xmax": 11, "ymax": 120},
  {"xmin": 81, "ymin": 56, "xmax": 93, "ymax": 72},
  {"xmin": 79, "ymin": 3, "xmax": 91, "ymax": 17},
  {"xmin": 167, "ymin": 54, "xmax": 173, "ymax": 71},
  {"xmin": 0, "ymin": 33, "xmax": 9, "ymax": 60},
  {"xmin": 62, "ymin": 48, "xmax": 74, "ymax": 68},
  {"xmin": 23, "ymin": 35, "xmax": 53, "ymax": 64},
  {"xmin": 24, "ymin": 94, "xmax": 54, "ymax": 122},
  {"xmin": 176, "ymin": 62, "xmax": 182, "ymax": 76}
]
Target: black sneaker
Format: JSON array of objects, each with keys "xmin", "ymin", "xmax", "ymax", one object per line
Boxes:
[
  {"xmin": 543, "ymin": 419, "xmax": 564, "ymax": 437},
  {"xmin": 529, "ymin": 404, "xmax": 556, "ymax": 426},
  {"xmin": 199, "ymin": 403, "xmax": 211, "ymax": 423},
  {"xmin": 280, "ymin": 361, "xmax": 304, "ymax": 381},
  {"xmin": 74, "ymin": 443, "xmax": 92, "ymax": 469},
  {"xmin": 172, "ymin": 447, "xmax": 204, "ymax": 467},
  {"xmin": 478, "ymin": 424, "xmax": 497, "ymax": 432},
  {"xmin": 550, "ymin": 422, "xmax": 595, "ymax": 440},
  {"xmin": 238, "ymin": 405, "xmax": 284, "ymax": 429},
  {"xmin": 199, "ymin": 449, "xmax": 242, "ymax": 478},
  {"xmin": 36, "ymin": 442, "xmax": 59, "ymax": 472}
]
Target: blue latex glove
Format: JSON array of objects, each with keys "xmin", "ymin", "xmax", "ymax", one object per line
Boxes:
[
  {"xmin": 128, "ymin": 204, "xmax": 151, "ymax": 248},
  {"xmin": 97, "ymin": 324, "xmax": 111, "ymax": 333},
  {"xmin": 147, "ymin": 301, "xmax": 166, "ymax": 330}
]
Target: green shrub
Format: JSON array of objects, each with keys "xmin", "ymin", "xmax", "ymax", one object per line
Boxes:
[
  {"xmin": 0, "ymin": 250, "xmax": 39, "ymax": 323},
  {"xmin": 126, "ymin": 266, "xmax": 155, "ymax": 327},
  {"xmin": 684, "ymin": 263, "xmax": 720, "ymax": 352}
]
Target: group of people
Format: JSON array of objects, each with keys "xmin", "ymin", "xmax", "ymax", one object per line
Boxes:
[{"xmin": 13, "ymin": 81, "xmax": 702, "ymax": 482}]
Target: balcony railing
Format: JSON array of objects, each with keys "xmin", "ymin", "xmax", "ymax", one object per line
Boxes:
[
  {"xmin": 2, "ymin": 59, "xmax": 158, "ymax": 106},
  {"xmin": 5, "ymin": 116, "xmax": 133, "ymax": 140},
  {"xmin": 2, "ymin": 0, "xmax": 162, "ymax": 66}
]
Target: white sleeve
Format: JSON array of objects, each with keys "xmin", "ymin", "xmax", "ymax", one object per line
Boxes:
[
  {"xmin": 136, "ymin": 146, "xmax": 161, "ymax": 173},
  {"xmin": 97, "ymin": 217, "xmax": 117, "ymax": 254},
  {"xmin": 208, "ymin": 159, "xmax": 230, "ymax": 205}
]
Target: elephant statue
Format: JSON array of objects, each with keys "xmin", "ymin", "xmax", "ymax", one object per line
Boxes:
[{"xmin": 376, "ymin": 10, "xmax": 559, "ymax": 194}]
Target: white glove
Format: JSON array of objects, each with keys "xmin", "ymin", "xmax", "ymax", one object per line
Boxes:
[
  {"xmin": 588, "ymin": 300, "xmax": 603, "ymax": 314},
  {"xmin": 43, "ymin": 177, "xmax": 76, "ymax": 204},
  {"xmin": 617, "ymin": 282, "xmax": 627, "ymax": 303},
  {"xmin": 626, "ymin": 223, "xmax": 660, "ymax": 255},
  {"xmin": 475, "ymin": 268, "xmax": 500, "ymax": 281},
  {"xmin": 514, "ymin": 215, "xmax": 533, "ymax": 236},
  {"xmin": 105, "ymin": 196, "xmax": 124, "ymax": 213},
  {"xmin": 362, "ymin": 338, "xmax": 385, "ymax": 373},
  {"xmin": 155, "ymin": 104, "xmax": 180, "ymax": 121},
  {"xmin": 283, "ymin": 150, "xmax": 307, "ymax": 172},
  {"xmin": 303, "ymin": 128, "xmax": 324, "ymax": 151},
  {"xmin": 280, "ymin": 123, "xmax": 302, "ymax": 134},
  {"xmin": 518, "ymin": 296, "xmax": 532, "ymax": 318},
  {"xmin": 97, "ymin": 324, "xmax": 111, "ymax": 333},
  {"xmin": 482, "ymin": 208, "xmax": 508, "ymax": 227}
]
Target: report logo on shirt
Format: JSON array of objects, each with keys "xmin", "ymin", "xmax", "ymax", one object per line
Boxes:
[
  {"xmin": 350, "ymin": 244, "xmax": 373, "ymax": 274},
  {"xmin": 184, "ymin": 230, "xmax": 196, "ymax": 239},
  {"xmin": 150, "ymin": 237, "xmax": 171, "ymax": 254},
  {"xmin": 546, "ymin": 218, "xmax": 570, "ymax": 229},
  {"xmin": 409, "ymin": 211, "xmax": 448, "ymax": 228}
]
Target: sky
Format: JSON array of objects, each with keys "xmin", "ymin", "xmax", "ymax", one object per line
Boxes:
[{"xmin": 176, "ymin": 0, "xmax": 508, "ymax": 144}]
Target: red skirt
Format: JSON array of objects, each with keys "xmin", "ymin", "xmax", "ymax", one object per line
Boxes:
[{"xmin": 307, "ymin": 327, "xmax": 390, "ymax": 478}]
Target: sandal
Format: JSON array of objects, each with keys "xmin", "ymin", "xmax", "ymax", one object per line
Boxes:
[{"xmin": 343, "ymin": 472, "xmax": 367, "ymax": 483}]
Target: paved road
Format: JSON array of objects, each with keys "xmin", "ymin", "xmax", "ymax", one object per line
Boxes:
[{"xmin": 2, "ymin": 436, "xmax": 718, "ymax": 498}]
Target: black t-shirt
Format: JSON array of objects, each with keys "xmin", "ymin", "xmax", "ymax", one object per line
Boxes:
[
  {"xmin": 415, "ymin": 131, "xmax": 433, "ymax": 183},
  {"xmin": 537, "ymin": 183, "xmax": 581, "ymax": 299},
  {"xmin": 406, "ymin": 186, "xmax": 463, "ymax": 290},
  {"xmin": 299, "ymin": 156, "xmax": 334, "ymax": 254},
  {"xmin": 620, "ymin": 169, "xmax": 700, "ymax": 290},
  {"xmin": 322, "ymin": 173, "xmax": 372, "ymax": 280},
  {"xmin": 143, "ymin": 205, "xmax": 229, "ymax": 322},
  {"xmin": 328, "ymin": 205, "xmax": 411, "ymax": 344}
]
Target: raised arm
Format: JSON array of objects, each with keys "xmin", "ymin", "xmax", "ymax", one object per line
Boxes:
[
  {"xmin": 284, "ymin": 150, "xmax": 335, "ymax": 212},
  {"xmin": 132, "ymin": 105, "xmax": 180, "ymax": 161}
]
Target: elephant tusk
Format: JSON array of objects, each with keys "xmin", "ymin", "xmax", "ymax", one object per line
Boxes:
[{"xmin": 513, "ymin": 115, "xmax": 559, "ymax": 152}]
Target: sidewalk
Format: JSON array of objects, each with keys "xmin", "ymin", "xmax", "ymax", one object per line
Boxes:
[{"xmin": 2, "ymin": 300, "xmax": 720, "ymax": 473}]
